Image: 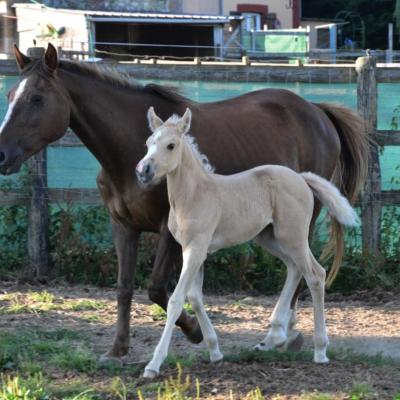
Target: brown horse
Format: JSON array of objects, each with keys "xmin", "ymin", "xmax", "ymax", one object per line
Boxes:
[{"xmin": 0, "ymin": 44, "xmax": 368, "ymax": 363}]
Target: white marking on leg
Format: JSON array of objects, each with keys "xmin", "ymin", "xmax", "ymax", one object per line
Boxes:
[{"xmin": 0, "ymin": 78, "xmax": 28, "ymax": 135}]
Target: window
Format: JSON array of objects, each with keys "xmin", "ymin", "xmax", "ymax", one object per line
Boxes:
[{"xmin": 243, "ymin": 12, "xmax": 261, "ymax": 31}]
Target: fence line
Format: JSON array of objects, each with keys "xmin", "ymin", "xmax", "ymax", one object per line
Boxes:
[{"xmin": 0, "ymin": 55, "xmax": 398, "ymax": 275}]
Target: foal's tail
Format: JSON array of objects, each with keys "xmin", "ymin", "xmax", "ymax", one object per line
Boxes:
[
  {"xmin": 314, "ymin": 103, "xmax": 369, "ymax": 287},
  {"xmin": 301, "ymin": 172, "xmax": 360, "ymax": 228}
]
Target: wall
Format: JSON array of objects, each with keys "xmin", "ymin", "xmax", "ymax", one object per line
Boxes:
[
  {"xmin": 43, "ymin": 0, "xmax": 167, "ymax": 12},
  {"xmin": 14, "ymin": 5, "xmax": 88, "ymax": 53},
  {"xmin": 181, "ymin": 0, "xmax": 219, "ymax": 15},
  {"xmin": 223, "ymin": 0, "xmax": 295, "ymax": 28}
]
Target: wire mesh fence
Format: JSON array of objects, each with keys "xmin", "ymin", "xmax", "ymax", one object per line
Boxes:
[{"xmin": 0, "ymin": 56, "xmax": 399, "ymax": 285}]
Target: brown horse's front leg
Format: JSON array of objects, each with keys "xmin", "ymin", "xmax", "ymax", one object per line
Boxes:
[
  {"xmin": 148, "ymin": 223, "xmax": 203, "ymax": 344},
  {"xmin": 101, "ymin": 220, "xmax": 140, "ymax": 363}
]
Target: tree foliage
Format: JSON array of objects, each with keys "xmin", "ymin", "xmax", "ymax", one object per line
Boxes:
[{"xmin": 303, "ymin": 0, "xmax": 397, "ymax": 49}]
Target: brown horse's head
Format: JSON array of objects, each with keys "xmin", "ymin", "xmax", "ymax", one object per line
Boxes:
[{"xmin": 0, "ymin": 43, "xmax": 70, "ymax": 175}]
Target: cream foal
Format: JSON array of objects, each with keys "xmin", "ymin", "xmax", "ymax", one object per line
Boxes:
[{"xmin": 136, "ymin": 107, "xmax": 359, "ymax": 378}]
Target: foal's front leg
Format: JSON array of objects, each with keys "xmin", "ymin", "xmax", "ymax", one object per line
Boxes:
[
  {"xmin": 144, "ymin": 243, "xmax": 208, "ymax": 378},
  {"xmin": 148, "ymin": 224, "xmax": 203, "ymax": 344}
]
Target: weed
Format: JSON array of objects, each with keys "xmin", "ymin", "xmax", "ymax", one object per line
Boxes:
[
  {"xmin": 0, "ymin": 374, "xmax": 48, "ymax": 400},
  {"xmin": 348, "ymin": 382, "xmax": 375, "ymax": 400}
]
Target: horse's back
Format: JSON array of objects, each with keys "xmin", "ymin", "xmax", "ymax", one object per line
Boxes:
[{"xmin": 193, "ymin": 88, "xmax": 340, "ymax": 177}]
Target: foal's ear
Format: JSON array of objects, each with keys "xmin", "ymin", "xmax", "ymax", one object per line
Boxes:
[
  {"xmin": 178, "ymin": 108, "xmax": 192, "ymax": 135},
  {"xmin": 43, "ymin": 43, "xmax": 58, "ymax": 73},
  {"xmin": 147, "ymin": 107, "xmax": 164, "ymax": 132},
  {"xmin": 13, "ymin": 45, "xmax": 31, "ymax": 70}
]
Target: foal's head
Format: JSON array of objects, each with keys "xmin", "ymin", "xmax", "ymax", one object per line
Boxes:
[
  {"xmin": 136, "ymin": 107, "xmax": 192, "ymax": 185},
  {"xmin": 0, "ymin": 44, "xmax": 70, "ymax": 175}
]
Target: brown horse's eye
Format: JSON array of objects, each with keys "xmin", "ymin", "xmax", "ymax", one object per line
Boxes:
[
  {"xmin": 167, "ymin": 143, "xmax": 175, "ymax": 151},
  {"xmin": 30, "ymin": 94, "xmax": 43, "ymax": 104}
]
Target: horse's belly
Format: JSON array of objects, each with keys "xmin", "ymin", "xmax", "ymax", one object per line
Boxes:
[{"xmin": 208, "ymin": 217, "xmax": 271, "ymax": 253}]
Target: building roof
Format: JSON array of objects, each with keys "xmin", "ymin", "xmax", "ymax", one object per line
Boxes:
[{"xmin": 13, "ymin": 3, "xmax": 243, "ymax": 24}]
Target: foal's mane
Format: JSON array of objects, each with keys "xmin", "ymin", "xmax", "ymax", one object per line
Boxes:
[
  {"xmin": 57, "ymin": 60, "xmax": 189, "ymax": 103},
  {"xmin": 184, "ymin": 134, "xmax": 215, "ymax": 173}
]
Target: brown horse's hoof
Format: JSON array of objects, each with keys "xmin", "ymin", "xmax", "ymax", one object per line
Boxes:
[
  {"xmin": 181, "ymin": 317, "xmax": 203, "ymax": 344},
  {"xmin": 98, "ymin": 352, "xmax": 124, "ymax": 367},
  {"xmin": 286, "ymin": 332, "xmax": 304, "ymax": 352}
]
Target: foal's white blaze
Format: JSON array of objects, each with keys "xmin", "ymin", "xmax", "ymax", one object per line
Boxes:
[{"xmin": 0, "ymin": 78, "xmax": 28, "ymax": 135}]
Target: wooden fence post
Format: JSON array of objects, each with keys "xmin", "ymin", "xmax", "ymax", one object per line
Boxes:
[
  {"xmin": 26, "ymin": 47, "xmax": 50, "ymax": 278},
  {"xmin": 27, "ymin": 152, "xmax": 50, "ymax": 278},
  {"xmin": 356, "ymin": 55, "xmax": 382, "ymax": 256}
]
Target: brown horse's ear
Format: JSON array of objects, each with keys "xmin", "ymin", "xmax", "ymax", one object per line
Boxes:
[
  {"xmin": 13, "ymin": 44, "xmax": 31, "ymax": 70},
  {"xmin": 147, "ymin": 106, "xmax": 164, "ymax": 132},
  {"xmin": 43, "ymin": 43, "xmax": 58, "ymax": 73},
  {"xmin": 178, "ymin": 108, "xmax": 192, "ymax": 135}
]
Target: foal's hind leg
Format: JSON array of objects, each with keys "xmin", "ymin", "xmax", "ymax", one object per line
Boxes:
[
  {"xmin": 305, "ymin": 251, "xmax": 329, "ymax": 363},
  {"xmin": 278, "ymin": 240, "xmax": 329, "ymax": 364},
  {"xmin": 187, "ymin": 266, "xmax": 223, "ymax": 363},
  {"xmin": 253, "ymin": 228, "xmax": 303, "ymax": 351}
]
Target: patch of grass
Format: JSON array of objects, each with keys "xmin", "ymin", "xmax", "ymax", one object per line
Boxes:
[
  {"xmin": 224, "ymin": 348, "xmax": 313, "ymax": 363},
  {"xmin": 27, "ymin": 291, "xmax": 55, "ymax": 304},
  {"xmin": 62, "ymin": 298, "xmax": 107, "ymax": 312},
  {"xmin": 150, "ymin": 303, "xmax": 194, "ymax": 321},
  {"xmin": 165, "ymin": 353, "xmax": 196, "ymax": 369},
  {"xmin": 0, "ymin": 329, "xmax": 91, "ymax": 374},
  {"xmin": 47, "ymin": 378, "xmax": 94, "ymax": 399},
  {"xmin": 82, "ymin": 315, "xmax": 104, "ymax": 323},
  {"xmin": 223, "ymin": 347, "xmax": 400, "ymax": 368},
  {"xmin": 328, "ymin": 349, "xmax": 400, "ymax": 367},
  {"xmin": 0, "ymin": 291, "xmax": 55, "ymax": 315},
  {"xmin": 50, "ymin": 348, "xmax": 97, "ymax": 373},
  {"xmin": 0, "ymin": 292, "xmax": 107, "ymax": 315}
]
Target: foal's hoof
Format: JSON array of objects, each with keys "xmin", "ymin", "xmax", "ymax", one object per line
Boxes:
[
  {"xmin": 98, "ymin": 353, "xmax": 123, "ymax": 367},
  {"xmin": 210, "ymin": 352, "xmax": 224, "ymax": 363},
  {"xmin": 314, "ymin": 353, "xmax": 330, "ymax": 364},
  {"xmin": 143, "ymin": 368, "xmax": 159, "ymax": 379},
  {"xmin": 286, "ymin": 332, "xmax": 304, "ymax": 352},
  {"xmin": 182, "ymin": 318, "xmax": 204, "ymax": 344}
]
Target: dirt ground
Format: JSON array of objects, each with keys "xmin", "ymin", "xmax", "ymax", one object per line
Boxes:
[{"xmin": 0, "ymin": 283, "xmax": 399, "ymax": 399}]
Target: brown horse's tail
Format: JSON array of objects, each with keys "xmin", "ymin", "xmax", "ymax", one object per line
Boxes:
[{"xmin": 315, "ymin": 103, "xmax": 369, "ymax": 287}]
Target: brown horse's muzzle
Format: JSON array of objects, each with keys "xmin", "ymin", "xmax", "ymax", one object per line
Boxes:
[{"xmin": 0, "ymin": 143, "xmax": 24, "ymax": 175}]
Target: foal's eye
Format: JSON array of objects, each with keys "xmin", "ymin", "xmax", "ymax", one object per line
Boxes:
[
  {"xmin": 30, "ymin": 94, "xmax": 43, "ymax": 104},
  {"xmin": 167, "ymin": 143, "xmax": 175, "ymax": 151}
]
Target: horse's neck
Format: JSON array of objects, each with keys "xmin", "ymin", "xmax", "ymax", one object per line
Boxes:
[
  {"xmin": 167, "ymin": 141, "xmax": 210, "ymax": 207},
  {"xmin": 58, "ymin": 67, "xmax": 148, "ymax": 178}
]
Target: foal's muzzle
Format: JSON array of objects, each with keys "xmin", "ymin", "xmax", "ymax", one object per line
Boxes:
[{"xmin": 136, "ymin": 159, "xmax": 155, "ymax": 185}]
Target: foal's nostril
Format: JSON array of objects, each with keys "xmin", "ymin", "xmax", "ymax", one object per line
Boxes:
[
  {"xmin": 0, "ymin": 152, "xmax": 6, "ymax": 165},
  {"xmin": 144, "ymin": 164, "xmax": 151, "ymax": 175}
]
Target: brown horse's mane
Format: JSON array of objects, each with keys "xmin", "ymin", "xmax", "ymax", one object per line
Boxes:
[{"xmin": 58, "ymin": 60, "xmax": 188, "ymax": 104}]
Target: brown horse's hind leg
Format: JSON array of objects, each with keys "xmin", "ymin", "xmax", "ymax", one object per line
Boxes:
[
  {"xmin": 100, "ymin": 220, "xmax": 140, "ymax": 363},
  {"xmin": 148, "ymin": 223, "xmax": 203, "ymax": 344}
]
